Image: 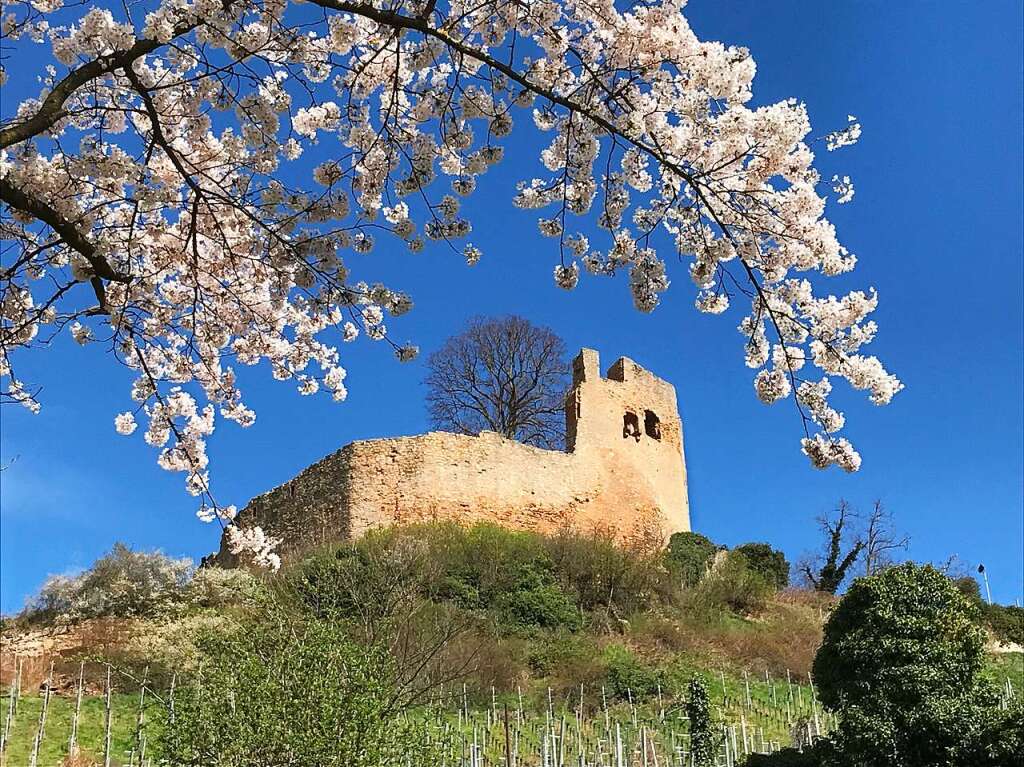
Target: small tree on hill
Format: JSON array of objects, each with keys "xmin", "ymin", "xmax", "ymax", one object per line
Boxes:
[
  {"xmin": 24, "ymin": 542, "xmax": 192, "ymax": 622},
  {"xmin": 735, "ymin": 542, "xmax": 790, "ymax": 590},
  {"xmin": 424, "ymin": 316, "xmax": 569, "ymax": 449},
  {"xmin": 666, "ymin": 531, "xmax": 720, "ymax": 587},
  {"xmin": 861, "ymin": 500, "xmax": 909, "ymax": 576},
  {"xmin": 799, "ymin": 500, "xmax": 864, "ymax": 594},
  {"xmin": 685, "ymin": 676, "xmax": 718, "ymax": 767},
  {"xmin": 813, "ymin": 563, "xmax": 1019, "ymax": 767}
]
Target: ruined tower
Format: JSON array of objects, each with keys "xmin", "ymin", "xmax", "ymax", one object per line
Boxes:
[
  {"xmin": 215, "ymin": 348, "xmax": 690, "ymax": 565},
  {"xmin": 564, "ymin": 349, "xmax": 690, "ymax": 535}
]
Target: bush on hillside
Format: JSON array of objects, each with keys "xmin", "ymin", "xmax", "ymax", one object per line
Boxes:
[
  {"xmin": 603, "ymin": 644, "xmax": 661, "ymax": 700},
  {"xmin": 734, "ymin": 543, "xmax": 790, "ymax": 590},
  {"xmin": 21, "ymin": 544, "xmax": 260, "ymax": 625},
  {"xmin": 949, "ymin": 576, "xmax": 1023, "ymax": 645},
  {"xmin": 494, "ymin": 561, "xmax": 581, "ymax": 632},
  {"xmin": 665, "ymin": 531, "xmax": 719, "ymax": 587},
  {"xmin": 546, "ymin": 526, "xmax": 670, "ymax": 615},
  {"xmin": 158, "ymin": 609, "xmax": 444, "ymax": 766},
  {"xmin": 183, "ymin": 566, "xmax": 262, "ymax": 609},
  {"xmin": 286, "ymin": 522, "xmax": 674, "ymax": 633},
  {"xmin": 691, "ymin": 551, "xmax": 773, "ymax": 615},
  {"xmin": 981, "ymin": 602, "xmax": 1024, "ymax": 645},
  {"xmin": 814, "ymin": 563, "xmax": 1016, "ymax": 767},
  {"xmin": 24, "ymin": 543, "xmax": 192, "ymax": 622}
]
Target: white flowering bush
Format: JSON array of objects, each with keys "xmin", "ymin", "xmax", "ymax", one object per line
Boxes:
[
  {"xmin": 0, "ymin": 0, "xmax": 900, "ymax": 567},
  {"xmin": 24, "ymin": 542, "xmax": 193, "ymax": 622},
  {"xmin": 21, "ymin": 542, "xmax": 259, "ymax": 622}
]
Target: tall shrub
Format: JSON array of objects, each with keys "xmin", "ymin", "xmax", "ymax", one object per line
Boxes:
[
  {"xmin": 735, "ymin": 543, "xmax": 790, "ymax": 590},
  {"xmin": 813, "ymin": 563, "xmax": 1015, "ymax": 767},
  {"xmin": 666, "ymin": 532, "xmax": 719, "ymax": 587},
  {"xmin": 158, "ymin": 609, "xmax": 445, "ymax": 766},
  {"xmin": 685, "ymin": 677, "xmax": 717, "ymax": 767}
]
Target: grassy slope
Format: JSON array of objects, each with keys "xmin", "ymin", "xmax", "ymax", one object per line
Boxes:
[{"xmin": 1, "ymin": 693, "xmax": 142, "ymax": 767}]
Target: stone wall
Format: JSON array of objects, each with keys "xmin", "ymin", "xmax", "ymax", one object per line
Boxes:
[{"xmin": 215, "ymin": 348, "xmax": 690, "ymax": 565}]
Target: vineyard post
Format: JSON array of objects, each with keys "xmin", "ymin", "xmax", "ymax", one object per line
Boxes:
[
  {"xmin": 504, "ymin": 702, "xmax": 512, "ymax": 767},
  {"xmin": 69, "ymin": 660, "xmax": 84, "ymax": 757},
  {"xmin": 103, "ymin": 665, "xmax": 112, "ymax": 767},
  {"xmin": 1, "ymin": 677, "xmax": 15, "ymax": 755},
  {"xmin": 131, "ymin": 666, "xmax": 148, "ymax": 767}
]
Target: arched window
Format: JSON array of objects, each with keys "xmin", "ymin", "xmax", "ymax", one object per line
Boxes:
[
  {"xmin": 644, "ymin": 410, "xmax": 661, "ymax": 440},
  {"xmin": 623, "ymin": 411, "xmax": 641, "ymax": 441}
]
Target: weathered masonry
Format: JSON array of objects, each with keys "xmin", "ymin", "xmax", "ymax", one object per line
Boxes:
[{"xmin": 215, "ymin": 348, "xmax": 690, "ymax": 564}]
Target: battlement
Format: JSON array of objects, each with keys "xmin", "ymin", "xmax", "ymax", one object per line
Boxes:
[{"xmin": 565, "ymin": 348, "xmax": 683, "ymax": 457}]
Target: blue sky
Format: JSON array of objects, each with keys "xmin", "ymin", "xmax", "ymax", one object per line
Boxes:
[{"xmin": 2, "ymin": 1, "xmax": 1022, "ymax": 611}]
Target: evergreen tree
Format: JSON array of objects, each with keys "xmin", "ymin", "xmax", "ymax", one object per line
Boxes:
[{"xmin": 686, "ymin": 676, "xmax": 717, "ymax": 767}]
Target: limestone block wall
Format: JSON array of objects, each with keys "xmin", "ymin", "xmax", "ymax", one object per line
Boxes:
[{"xmin": 214, "ymin": 348, "xmax": 690, "ymax": 565}]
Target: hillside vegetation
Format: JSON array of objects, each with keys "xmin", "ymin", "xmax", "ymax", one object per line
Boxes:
[{"xmin": 2, "ymin": 523, "xmax": 1021, "ymax": 766}]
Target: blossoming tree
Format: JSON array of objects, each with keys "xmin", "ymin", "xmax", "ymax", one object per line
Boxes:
[{"xmin": 0, "ymin": 0, "xmax": 901, "ymax": 568}]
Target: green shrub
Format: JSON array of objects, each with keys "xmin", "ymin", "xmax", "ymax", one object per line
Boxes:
[
  {"xmin": 952, "ymin": 575, "xmax": 983, "ymax": 602},
  {"xmin": 496, "ymin": 562, "xmax": 581, "ymax": 632},
  {"xmin": 158, "ymin": 609, "xmax": 445, "ymax": 766},
  {"xmin": 694, "ymin": 551, "xmax": 772, "ymax": 615},
  {"xmin": 685, "ymin": 676, "xmax": 718, "ymax": 767},
  {"xmin": 285, "ymin": 533, "xmax": 431, "ymax": 623},
  {"xmin": 813, "ymin": 563, "xmax": 1013, "ymax": 767},
  {"xmin": 603, "ymin": 644, "xmax": 661, "ymax": 700},
  {"xmin": 526, "ymin": 632, "xmax": 595, "ymax": 676},
  {"xmin": 545, "ymin": 527, "xmax": 670, "ymax": 615},
  {"xmin": 734, "ymin": 543, "xmax": 790, "ymax": 590},
  {"xmin": 666, "ymin": 531, "xmax": 719, "ymax": 587},
  {"xmin": 981, "ymin": 603, "xmax": 1024, "ymax": 645}
]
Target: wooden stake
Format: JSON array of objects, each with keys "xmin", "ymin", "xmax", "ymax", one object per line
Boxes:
[{"xmin": 69, "ymin": 660, "xmax": 84, "ymax": 757}]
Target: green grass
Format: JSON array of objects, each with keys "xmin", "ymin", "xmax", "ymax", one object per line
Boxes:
[
  {"xmin": 1, "ymin": 693, "xmax": 146, "ymax": 767},
  {"xmin": 984, "ymin": 652, "xmax": 1024, "ymax": 696}
]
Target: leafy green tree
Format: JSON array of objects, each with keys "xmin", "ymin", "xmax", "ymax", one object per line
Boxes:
[
  {"xmin": 813, "ymin": 563, "xmax": 1015, "ymax": 767},
  {"xmin": 158, "ymin": 609, "xmax": 445, "ymax": 767},
  {"xmin": 735, "ymin": 542, "xmax": 790, "ymax": 590},
  {"xmin": 685, "ymin": 677, "xmax": 717, "ymax": 767},
  {"xmin": 666, "ymin": 531, "xmax": 719, "ymax": 587},
  {"xmin": 694, "ymin": 551, "xmax": 773, "ymax": 615}
]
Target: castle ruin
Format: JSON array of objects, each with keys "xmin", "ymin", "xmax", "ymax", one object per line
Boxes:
[{"xmin": 215, "ymin": 348, "xmax": 690, "ymax": 564}]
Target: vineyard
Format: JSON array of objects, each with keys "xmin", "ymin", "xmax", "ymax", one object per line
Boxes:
[
  {"xmin": 2, "ymin": 655, "xmax": 1020, "ymax": 767},
  {"xmin": 0, "ymin": 660, "xmax": 839, "ymax": 767}
]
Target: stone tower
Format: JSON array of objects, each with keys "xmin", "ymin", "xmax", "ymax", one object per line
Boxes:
[
  {"xmin": 214, "ymin": 347, "xmax": 690, "ymax": 566},
  {"xmin": 564, "ymin": 349, "xmax": 690, "ymax": 535}
]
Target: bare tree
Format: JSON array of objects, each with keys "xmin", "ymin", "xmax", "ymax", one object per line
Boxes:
[
  {"xmin": 424, "ymin": 316, "xmax": 569, "ymax": 449},
  {"xmin": 862, "ymin": 500, "xmax": 909, "ymax": 576},
  {"xmin": 800, "ymin": 499, "xmax": 865, "ymax": 594}
]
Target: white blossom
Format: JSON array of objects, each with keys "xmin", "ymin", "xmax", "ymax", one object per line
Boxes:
[
  {"xmin": 831, "ymin": 174, "xmax": 855, "ymax": 204},
  {"xmin": 754, "ymin": 369, "xmax": 791, "ymax": 404},
  {"xmin": 554, "ymin": 262, "xmax": 580, "ymax": 290},
  {"xmin": 0, "ymin": 0, "xmax": 903, "ymax": 539},
  {"xmin": 114, "ymin": 412, "xmax": 137, "ymax": 435},
  {"xmin": 825, "ymin": 115, "xmax": 862, "ymax": 151}
]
